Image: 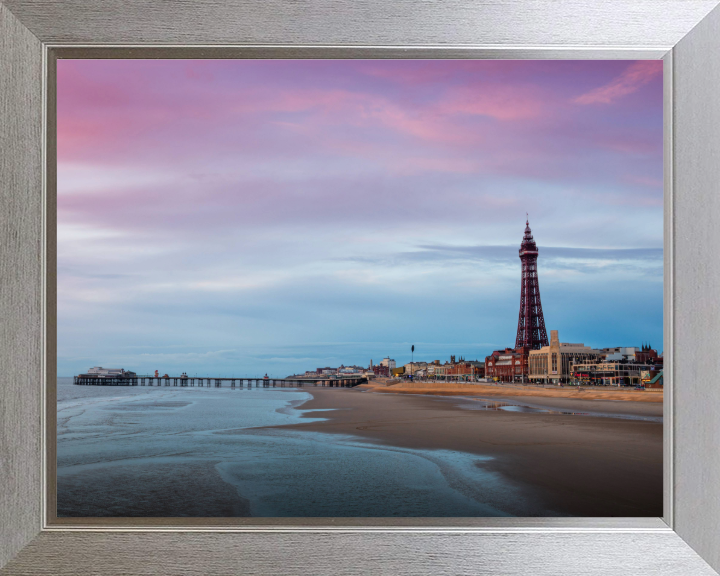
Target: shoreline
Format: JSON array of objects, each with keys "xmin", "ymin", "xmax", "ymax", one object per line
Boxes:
[{"xmin": 276, "ymin": 387, "xmax": 663, "ymax": 517}]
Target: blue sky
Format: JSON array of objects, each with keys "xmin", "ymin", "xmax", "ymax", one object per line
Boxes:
[{"xmin": 57, "ymin": 60, "xmax": 663, "ymax": 377}]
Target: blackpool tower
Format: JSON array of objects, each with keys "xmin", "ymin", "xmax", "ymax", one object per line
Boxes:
[{"xmin": 515, "ymin": 219, "xmax": 549, "ymax": 350}]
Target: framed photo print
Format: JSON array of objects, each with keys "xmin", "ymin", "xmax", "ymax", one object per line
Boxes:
[{"xmin": 1, "ymin": 1, "xmax": 720, "ymax": 574}]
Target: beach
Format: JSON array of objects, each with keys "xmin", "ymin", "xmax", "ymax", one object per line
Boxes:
[
  {"xmin": 57, "ymin": 379, "xmax": 535, "ymax": 517},
  {"xmin": 276, "ymin": 387, "xmax": 663, "ymax": 517},
  {"xmin": 364, "ymin": 379, "xmax": 663, "ymax": 403},
  {"xmin": 56, "ymin": 378, "xmax": 662, "ymax": 517}
]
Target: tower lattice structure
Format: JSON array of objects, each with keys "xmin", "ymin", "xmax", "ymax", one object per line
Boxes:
[{"xmin": 515, "ymin": 220, "xmax": 549, "ymax": 350}]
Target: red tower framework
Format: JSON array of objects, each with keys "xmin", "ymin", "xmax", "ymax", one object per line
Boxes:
[{"xmin": 515, "ymin": 219, "xmax": 549, "ymax": 350}]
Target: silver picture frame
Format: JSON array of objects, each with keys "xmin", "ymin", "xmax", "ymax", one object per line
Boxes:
[{"xmin": 1, "ymin": 1, "xmax": 720, "ymax": 573}]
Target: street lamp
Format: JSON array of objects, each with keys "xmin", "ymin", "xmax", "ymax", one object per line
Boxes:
[{"xmin": 411, "ymin": 344, "xmax": 414, "ymax": 381}]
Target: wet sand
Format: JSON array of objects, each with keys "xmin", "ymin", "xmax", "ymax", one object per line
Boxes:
[
  {"xmin": 463, "ymin": 395, "xmax": 663, "ymax": 418},
  {"xmin": 58, "ymin": 460, "xmax": 251, "ymax": 517},
  {"xmin": 277, "ymin": 388, "xmax": 663, "ymax": 517}
]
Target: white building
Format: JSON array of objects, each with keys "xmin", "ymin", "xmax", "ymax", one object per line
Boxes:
[
  {"xmin": 87, "ymin": 367, "xmax": 128, "ymax": 376},
  {"xmin": 380, "ymin": 357, "xmax": 396, "ymax": 369},
  {"xmin": 601, "ymin": 347, "xmax": 638, "ymax": 361}
]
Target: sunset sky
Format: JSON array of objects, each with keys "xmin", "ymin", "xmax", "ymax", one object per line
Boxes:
[{"xmin": 57, "ymin": 59, "xmax": 663, "ymax": 377}]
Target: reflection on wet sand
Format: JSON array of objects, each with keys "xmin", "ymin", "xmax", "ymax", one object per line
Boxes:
[{"xmin": 452, "ymin": 396, "xmax": 663, "ymax": 422}]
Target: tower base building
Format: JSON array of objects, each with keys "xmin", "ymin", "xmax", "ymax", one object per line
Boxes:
[{"xmin": 528, "ymin": 330, "xmax": 602, "ymax": 384}]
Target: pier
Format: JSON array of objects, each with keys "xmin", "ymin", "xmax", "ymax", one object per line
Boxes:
[{"xmin": 73, "ymin": 375, "xmax": 366, "ymax": 388}]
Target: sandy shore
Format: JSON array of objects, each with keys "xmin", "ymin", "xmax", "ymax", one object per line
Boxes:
[
  {"xmin": 277, "ymin": 387, "xmax": 662, "ymax": 517},
  {"xmin": 363, "ymin": 379, "xmax": 663, "ymax": 403}
]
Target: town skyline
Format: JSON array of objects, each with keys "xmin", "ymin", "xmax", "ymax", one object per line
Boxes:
[{"xmin": 57, "ymin": 60, "xmax": 663, "ymax": 377}]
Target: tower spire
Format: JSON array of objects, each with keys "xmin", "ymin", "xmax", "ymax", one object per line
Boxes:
[{"xmin": 515, "ymin": 219, "xmax": 549, "ymax": 350}]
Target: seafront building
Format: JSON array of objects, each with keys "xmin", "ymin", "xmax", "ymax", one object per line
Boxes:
[
  {"xmin": 82, "ymin": 367, "xmax": 136, "ymax": 378},
  {"xmin": 445, "ymin": 360, "xmax": 485, "ymax": 381},
  {"xmin": 428, "ymin": 363, "xmax": 445, "ymax": 379},
  {"xmin": 601, "ymin": 347, "xmax": 640, "ymax": 362},
  {"xmin": 644, "ymin": 369, "xmax": 664, "ymax": 388},
  {"xmin": 635, "ymin": 344, "xmax": 661, "ymax": 365},
  {"xmin": 372, "ymin": 364, "xmax": 390, "ymax": 377},
  {"xmin": 420, "ymin": 358, "xmax": 485, "ymax": 381},
  {"xmin": 570, "ymin": 360, "xmax": 658, "ymax": 386},
  {"xmin": 601, "ymin": 345, "xmax": 661, "ymax": 366},
  {"xmin": 403, "ymin": 362, "xmax": 427, "ymax": 376},
  {"xmin": 528, "ymin": 330, "xmax": 602, "ymax": 384},
  {"xmin": 338, "ymin": 365, "xmax": 362, "ymax": 374},
  {"xmin": 485, "ymin": 348, "xmax": 529, "ymax": 382}
]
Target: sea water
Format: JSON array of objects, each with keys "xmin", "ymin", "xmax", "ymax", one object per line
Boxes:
[{"xmin": 56, "ymin": 378, "xmax": 550, "ymax": 517}]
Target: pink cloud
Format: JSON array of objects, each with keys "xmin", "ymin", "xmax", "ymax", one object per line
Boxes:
[
  {"xmin": 573, "ymin": 61, "xmax": 662, "ymax": 105},
  {"xmin": 57, "ymin": 59, "xmax": 663, "ymax": 212},
  {"xmin": 57, "ymin": 60, "xmax": 554, "ymax": 171},
  {"xmin": 438, "ymin": 83, "xmax": 545, "ymax": 121}
]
